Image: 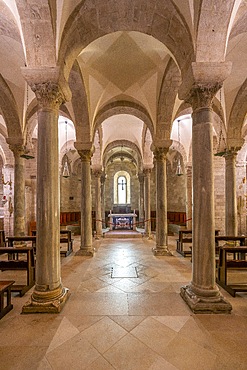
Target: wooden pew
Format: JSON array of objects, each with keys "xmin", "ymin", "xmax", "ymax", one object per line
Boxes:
[
  {"xmin": 0, "ymin": 280, "xmax": 14, "ymax": 319},
  {"xmin": 59, "ymin": 230, "xmax": 73, "ymax": 256},
  {"xmin": 31, "ymin": 230, "xmax": 73, "ymax": 257},
  {"xmin": 217, "ymin": 245, "xmax": 247, "ymax": 297},
  {"xmin": 0, "ymin": 246, "xmax": 35, "ymax": 296},
  {"xmin": 177, "ymin": 229, "xmax": 220, "ymax": 257}
]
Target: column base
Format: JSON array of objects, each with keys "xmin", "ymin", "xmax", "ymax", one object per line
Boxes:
[
  {"xmin": 22, "ymin": 286, "xmax": 70, "ymax": 314},
  {"xmin": 152, "ymin": 246, "xmax": 173, "ymax": 256},
  {"xmin": 75, "ymin": 247, "xmax": 95, "ymax": 256},
  {"xmin": 180, "ymin": 284, "xmax": 232, "ymax": 314}
]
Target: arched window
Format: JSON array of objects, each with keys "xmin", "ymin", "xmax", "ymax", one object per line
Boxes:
[
  {"xmin": 114, "ymin": 171, "xmax": 130, "ymax": 205},
  {"xmin": 117, "ymin": 175, "xmax": 127, "ymax": 204}
]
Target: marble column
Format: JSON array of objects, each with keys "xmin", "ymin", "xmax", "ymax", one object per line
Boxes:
[
  {"xmin": 22, "ymin": 81, "xmax": 69, "ymax": 313},
  {"xmin": 185, "ymin": 165, "xmax": 193, "ymax": 230},
  {"xmin": 101, "ymin": 173, "xmax": 106, "ymax": 229},
  {"xmin": 7, "ymin": 143, "xmax": 26, "ymax": 236},
  {"xmin": 143, "ymin": 168, "xmax": 152, "ymax": 238},
  {"xmin": 94, "ymin": 170, "xmax": 102, "ymax": 239},
  {"xmin": 75, "ymin": 148, "xmax": 94, "ymax": 256},
  {"xmin": 225, "ymin": 152, "xmax": 238, "ymax": 235},
  {"xmin": 152, "ymin": 147, "xmax": 172, "ymax": 256},
  {"xmin": 138, "ymin": 173, "xmax": 144, "ymax": 228},
  {"xmin": 180, "ymin": 85, "xmax": 232, "ymax": 314}
]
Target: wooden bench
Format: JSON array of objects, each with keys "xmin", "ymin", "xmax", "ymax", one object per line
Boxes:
[
  {"xmin": 176, "ymin": 229, "xmax": 220, "ymax": 257},
  {"xmin": 31, "ymin": 230, "xmax": 73, "ymax": 257},
  {"xmin": 216, "ymin": 245, "xmax": 247, "ymax": 297},
  {"xmin": 59, "ymin": 230, "xmax": 73, "ymax": 256},
  {"xmin": 0, "ymin": 280, "xmax": 14, "ymax": 319},
  {"xmin": 0, "ymin": 247, "xmax": 35, "ymax": 296}
]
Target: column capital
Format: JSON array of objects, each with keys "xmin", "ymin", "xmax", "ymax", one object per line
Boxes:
[
  {"xmin": 143, "ymin": 167, "xmax": 152, "ymax": 176},
  {"xmin": 77, "ymin": 149, "xmax": 93, "ymax": 163},
  {"xmin": 6, "ymin": 138, "xmax": 25, "ymax": 157},
  {"xmin": 22, "ymin": 66, "xmax": 71, "ymax": 107},
  {"xmin": 31, "ymin": 82, "xmax": 66, "ymax": 109},
  {"xmin": 92, "ymin": 168, "xmax": 102, "ymax": 177},
  {"xmin": 179, "ymin": 61, "xmax": 232, "ymax": 103},
  {"xmin": 152, "ymin": 146, "xmax": 169, "ymax": 161},
  {"xmin": 187, "ymin": 83, "xmax": 221, "ymax": 110}
]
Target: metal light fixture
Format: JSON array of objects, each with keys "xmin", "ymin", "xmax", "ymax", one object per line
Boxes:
[
  {"xmin": 176, "ymin": 120, "xmax": 183, "ymax": 176},
  {"xmin": 62, "ymin": 121, "xmax": 70, "ymax": 178}
]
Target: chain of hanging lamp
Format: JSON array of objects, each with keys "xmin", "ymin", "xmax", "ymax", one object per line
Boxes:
[{"xmin": 62, "ymin": 121, "xmax": 70, "ymax": 178}]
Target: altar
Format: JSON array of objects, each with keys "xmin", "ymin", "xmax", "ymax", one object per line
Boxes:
[{"xmin": 108, "ymin": 213, "xmax": 137, "ymax": 231}]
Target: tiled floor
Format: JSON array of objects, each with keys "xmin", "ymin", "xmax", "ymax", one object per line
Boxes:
[{"xmin": 0, "ymin": 235, "xmax": 247, "ymax": 370}]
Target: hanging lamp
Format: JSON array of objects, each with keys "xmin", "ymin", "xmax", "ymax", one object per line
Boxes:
[
  {"xmin": 62, "ymin": 121, "xmax": 70, "ymax": 178},
  {"xmin": 176, "ymin": 120, "xmax": 183, "ymax": 176}
]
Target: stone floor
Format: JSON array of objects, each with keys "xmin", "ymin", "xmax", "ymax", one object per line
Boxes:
[{"xmin": 0, "ymin": 235, "xmax": 247, "ymax": 370}]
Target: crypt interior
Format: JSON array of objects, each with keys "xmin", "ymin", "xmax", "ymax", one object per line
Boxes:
[{"xmin": 0, "ymin": 1, "xmax": 247, "ymax": 369}]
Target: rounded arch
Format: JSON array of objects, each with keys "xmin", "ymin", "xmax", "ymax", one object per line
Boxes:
[
  {"xmin": 93, "ymin": 100, "xmax": 154, "ymax": 139},
  {"xmin": 0, "ymin": 74, "xmax": 22, "ymax": 138},
  {"xmin": 103, "ymin": 139, "xmax": 142, "ymax": 170},
  {"xmin": 59, "ymin": 0, "xmax": 194, "ymax": 82}
]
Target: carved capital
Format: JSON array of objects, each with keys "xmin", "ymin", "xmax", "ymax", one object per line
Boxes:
[
  {"xmin": 143, "ymin": 168, "xmax": 152, "ymax": 176},
  {"xmin": 187, "ymin": 83, "xmax": 221, "ymax": 110},
  {"xmin": 8, "ymin": 144, "xmax": 25, "ymax": 158},
  {"xmin": 31, "ymin": 82, "xmax": 65, "ymax": 109},
  {"xmin": 138, "ymin": 172, "xmax": 144, "ymax": 184},
  {"xmin": 153, "ymin": 147, "xmax": 169, "ymax": 161},
  {"xmin": 93, "ymin": 169, "xmax": 102, "ymax": 178},
  {"xmin": 78, "ymin": 149, "xmax": 93, "ymax": 163}
]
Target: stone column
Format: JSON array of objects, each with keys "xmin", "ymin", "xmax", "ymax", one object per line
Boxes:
[
  {"xmin": 94, "ymin": 169, "xmax": 102, "ymax": 239},
  {"xmin": 101, "ymin": 173, "xmax": 106, "ymax": 228},
  {"xmin": 185, "ymin": 164, "xmax": 193, "ymax": 230},
  {"xmin": 143, "ymin": 168, "xmax": 152, "ymax": 238},
  {"xmin": 152, "ymin": 147, "xmax": 172, "ymax": 256},
  {"xmin": 225, "ymin": 152, "xmax": 238, "ymax": 235},
  {"xmin": 180, "ymin": 84, "xmax": 232, "ymax": 314},
  {"xmin": 138, "ymin": 173, "xmax": 144, "ymax": 228},
  {"xmin": 75, "ymin": 147, "xmax": 94, "ymax": 256},
  {"xmin": 22, "ymin": 80, "xmax": 69, "ymax": 313},
  {"xmin": 7, "ymin": 142, "xmax": 26, "ymax": 236}
]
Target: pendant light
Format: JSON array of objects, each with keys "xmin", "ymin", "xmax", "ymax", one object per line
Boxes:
[
  {"xmin": 176, "ymin": 119, "xmax": 183, "ymax": 176},
  {"xmin": 62, "ymin": 121, "xmax": 70, "ymax": 178}
]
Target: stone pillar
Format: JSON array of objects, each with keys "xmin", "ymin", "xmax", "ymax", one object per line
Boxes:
[
  {"xmin": 7, "ymin": 142, "xmax": 26, "ymax": 236},
  {"xmin": 22, "ymin": 80, "xmax": 69, "ymax": 313},
  {"xmin": 225, "ymin": 152, "xmax": 238, "ymax": 235},
  {"xmin": 185, "ymin": 165, "xmax": 193, "ymax": 230},
  {"xmin": 101, "ymin": 173, "xmax": 106, "ymax": 228},
  {"xmin": 94, "ymin": 169, "xmax": 102, "ymax": 239},
  {"xmin": 180, "ymin": 84, "xmax": 232, "ymax": 314},
  {"xmin": 152, "ymin": 147, "xmax": 172, "ymax": 256},
  {"xmin": 138, "ymin": 173, "xmax": 144, "ymax": 228},
  {"xmin": 75, "ymin": 147, "xmax": 94, "ymax": 256},
  {"xmin": 143, "ymin": 168, "xmax": 152, "ymax": 238}
]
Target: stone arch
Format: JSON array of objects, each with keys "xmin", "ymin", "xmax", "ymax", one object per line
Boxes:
[
  {"xmin": 59, "ymin": 0, "xmax": 194, "ymax": 82},
  {"xmin": 0, "ymin": 74, "xmax": 22, "ymax": 139},
  {"xmin": 156, "ymin": 58, "xmax": 182, "ymax": 143},
  {"xmin": 228, "ymin": 77, "xmax": 247, "ymax": 147},
  {"xmin": 93, "ymin": 100, "xmax": 154, "ymax": 139},
  {"xmin": 68, "ymin": 61, "xmax": 90, "ymax": 143},
  {"xmin": 103, "ymin": 140, "xmax": 142, "ymax": 170}
]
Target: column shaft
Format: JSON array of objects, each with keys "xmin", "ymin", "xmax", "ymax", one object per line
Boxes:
[
  {"xmin": 76, "ymin": 149, "xmax": 94, "ymax": 256},
  {"xmin": 185, "ymin": 165, "xmax": 193, "ymax": 230},
  {"xmin": 225, "ymin": 153, "xmax": 237, "ymax": 235},
  {"xmin": 22, "ymin": 81, "xmax": 69, "ymax": 313},
  {"xmin": 138, "ymin": 173, "xmax": 144, "ymax": 228},
  {"xmin": 95, "ymin": 171, "xmax": 102, "ymax": 238},
  {"xmin": 13, "ymin": 149, "xmax": 25, "ymax": 236},
  {"xmin": 152, "ymin": 148, "xmax": 171, "ymax": 255},
  {"xmin": 143, "ymin": 169, "xmax": 151, "ymax": 238},
  {"xmin": 180, "ymin": 85, "xmax": 232, "ymax": 314}
]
